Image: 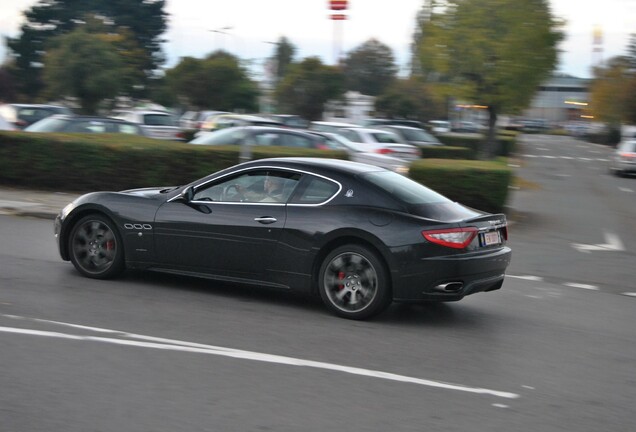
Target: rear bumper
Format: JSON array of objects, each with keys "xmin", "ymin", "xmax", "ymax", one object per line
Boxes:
[{"xmin": 391, "ymin": 246, "xmax": 512, "ymax": 302}]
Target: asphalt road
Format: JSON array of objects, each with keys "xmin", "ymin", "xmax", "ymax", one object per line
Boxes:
[{"xmin": 1, "ymin": 134, "xmax": 635, "ymax": 431}]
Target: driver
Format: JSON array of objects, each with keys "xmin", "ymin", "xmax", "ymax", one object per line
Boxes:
[{"xmin": 259, "ymin": 175, "xmax": 285, "ymax": 202}]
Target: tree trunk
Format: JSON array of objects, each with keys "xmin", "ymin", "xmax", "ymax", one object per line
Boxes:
[{"xmin": 480, "ymin": 106, "xmax": 498, "ymax": 160}]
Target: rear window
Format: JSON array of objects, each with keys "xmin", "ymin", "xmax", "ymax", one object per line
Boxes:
[
  {"xmin": 362, "ymin": 171, "xmax": 481, "ymax": 221},
  {"xmin": 362, "ymin": 171, "xmax": 450, "ymax": 205},
  {"xmin": 143, "ymin": 114, "xmax": 176, "ymax": 126},
  {"xmin": 24, "ymin": 117, "xmax": 68, "ymax": 132}
]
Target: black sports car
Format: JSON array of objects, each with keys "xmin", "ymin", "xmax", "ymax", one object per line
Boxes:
[{"xmin": 54, "ymin": 157, "xmax": 511, "ymax": 320}]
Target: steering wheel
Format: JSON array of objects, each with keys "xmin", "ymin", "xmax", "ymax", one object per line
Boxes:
[{"xmin": 223, "ymin": 184, "xmax": 245, "ymax": 201}]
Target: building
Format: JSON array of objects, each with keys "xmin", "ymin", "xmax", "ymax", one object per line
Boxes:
[
  {"xmin": 522, "ymin": 74, "xmax": 591, "ymax": 124},
  {"xmin": 322, "ymin": 91, "xmax": 375, "ymax": 124}
]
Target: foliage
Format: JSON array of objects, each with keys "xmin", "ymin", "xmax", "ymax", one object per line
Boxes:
[
  {"xmin": 0, "ymin": 132, "xmax": 347, "ymax": 192},
  {"xmin": 409, "ymin": 158, "xmax": 512, "ymax": 213},
  {"xmin": 418, "ymin": 145, "xmax": 473, "ymax": 159},
  {"xmin": 0, "ymin": 66, "xmax": 18, "ymax": 102},
  {"xmin": 436, "ymin": 133, "xmax": 517, "ymax": 157},
  {"xmin": 341, "ymin": 39, "xmax": 398, "ymax": 96},
  {"xmin": 6, "ymin": 0, "xmax": 167, "ymax": 101},
  {"xmin": 43, "ymin": 27, "xmax": 125, "ymax": 114},
  {"xmin": 374, "ymin": 78, "xmax": 445, "ymax": 122},
  {"xmin": 269, "ymin": 37, "xmax": 297, "ymax": 83},
  {"xmin": 415, "ymin": 0, "xmax": 562, "ymax": 158},
  {"xmin": 165, "ymin": 51, "xmax": 259, "ymax": 112},
  {"xmin": 589, "ymin": 57, "xmax": 633, "ymax": 126},
  {"xmin": 275, "ymin": 57, "xmax": 345, "ymax": 121}
]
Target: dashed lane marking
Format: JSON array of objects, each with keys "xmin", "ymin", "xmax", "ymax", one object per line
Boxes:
[
  {"xmin": 508, "ymin": 275, "xmax": 544, "ymax": 282},
  {"xmin": 619, "ymin": 187, "xmax": 634, "ymax": 193},
  {"xmin": 622, "ymin": 292, "xmax": 636, "ymax": 297},
  {"xmin": 563, "ymin": 282, "xmax": 599, "ymax": 290}
]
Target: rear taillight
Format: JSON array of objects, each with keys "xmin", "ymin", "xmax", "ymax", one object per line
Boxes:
[
  {"xmin": 422, "ymin": 227, "xmax": 478, "ymax": 249},
  {"xmin": 176, "ymin": 131, "xmax": 186, "ymax": 140},
  {"xmin": 620, "ymin": 152, "xmax": 636, "ymax": 160},
  {"xmin": 376, "ymin": 148, "xmax": 395, "ymax": 155}
]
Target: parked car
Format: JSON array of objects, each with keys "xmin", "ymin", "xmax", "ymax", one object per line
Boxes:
[
  {"xmin": 337, "ymin": 127, "xmax": 421, "ymax": 161},
  {"xmin": 609, "ymin": 138, "xmax": 636, "ymax": 176},
  {"xmin": 198, "ymin": 114, "xmax": 282, "ymax": 133},
  {"xmin": 309, "ymin": 121, "xmax": 361, "ymax": 134},
  {"xmin": 453, "ymin": 121, "xmax": 480, "ymax": 133},
  {"xmin": 362, "ymin": 118, "xmax": 426, "ymax": 129},
  {"xmin": 266, "ymin": 114, "xmax": 309, "ymax": 129},
  {"xmin": 0, "ymin": 103, "xmax": 73, "ymax": 129},
  {"xmin": 180, "ymin": 110, "xmax": 229, "ymax": 130},
  {"xmin": 24, "ymin": 115, "xmax": 145, "ymax": 135},
  {"xmin": 115, "ymin": 109, "xmax": 185, "ymax": 140},
  {"xmin": 428, "ymin": 120, "xmax": 451, "ymax": 134},
  {"xmin": 376, "ymin": 125, "xmax": 443, "ymax": 147},
  {"xmin": 190, "ymin": 125, "xmax": 340, "ymax": 150},
  {"xmin": 310, "ymin": 131, "xmax": 409, "ymax": 174},
  {"xmin": 54, "ymin": 157, "xmax": 511, "ymax": 320}
]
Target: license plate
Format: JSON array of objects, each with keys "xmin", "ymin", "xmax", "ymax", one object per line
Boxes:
[{"xmin": 481, "ymin": 231, "xmax": 501, "ymax": 246}]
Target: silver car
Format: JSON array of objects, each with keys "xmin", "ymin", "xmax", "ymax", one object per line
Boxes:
[
  {"xmin": 116, "ymin": 109, "xmax": 185, "ymax": 141},
  {"xmin": 337, "ymin": 127, "xmax": 421, "ymax": 161},
  {"xmin": 609, "ymin": 139, "xmax": 636, "ymax": 176}
]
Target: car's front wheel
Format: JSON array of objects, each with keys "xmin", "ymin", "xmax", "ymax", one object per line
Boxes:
[
  {"xmin": 69, "ymin": 214, "xmax": 124, "ymax": 279},
  {"xmin": 318, "ymin": 244, "xmax": 391, "ymax": 320}
]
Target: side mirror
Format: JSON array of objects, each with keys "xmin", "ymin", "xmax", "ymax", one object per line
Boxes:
[{"xmin": 183, "ymin": 186, "xmax": 194, "ymax": 202}]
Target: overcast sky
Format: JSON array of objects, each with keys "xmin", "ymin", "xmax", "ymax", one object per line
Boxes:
[{"xmin": 1, "ymin": 0, "xmax": 634, "ymax": 79}]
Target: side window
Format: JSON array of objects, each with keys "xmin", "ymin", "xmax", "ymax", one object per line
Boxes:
[
  {"xmin": 193, "ymin": 169, "xmax": 301, "ymax": 204},
  {"xmin": 281, "ymin": 133, "xmax": 312, "ymax": 148},
  {"xmin": 253, "ymin": 132, "xmax": 280, "ymax": 146},
  {"xmin": 291, "ymin": 176, "xmax": 339, "ymax": 204},
  {"xmin": 341, "ymin": 130, "xmax": 358, "ymax": 142},
  {"xmin": 67, "ymin": 121, "xmax": 106, "ymax": 133},
  {"xmin": 118, "ymin": 124, "xmax": 141, "ymax": 134}
]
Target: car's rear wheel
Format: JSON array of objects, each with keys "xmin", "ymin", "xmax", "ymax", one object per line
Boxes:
[
  {"xmin": 318, "ymin": 244, "xmax": 391, "ymax": 320},
  {"xmin": 69, "ymin": 214, "xmax": 124, "ymax": 279}
]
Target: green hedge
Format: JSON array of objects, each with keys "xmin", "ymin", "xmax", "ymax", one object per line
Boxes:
[
  {"xmin": 0, "ymin": 132, "xmax": 348, "ymax": 192},
  {"xmin": 0, "ymin": 132, "xmax": 513, "ymax": 213},
  {"xmin": 408, "ymin": 158, "xmax": 512, "ymax": 213},
  {"xmin": 419, "ymin": 145, "xmax": 472, "ymax": 159},
  {"xmin": 437, "ymin": 134, "xmax": 516, "ymax": 157}
]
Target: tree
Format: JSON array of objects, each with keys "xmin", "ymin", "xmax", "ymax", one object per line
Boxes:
[
  {"xmin": 7, "ymin": 0, "xmax": 167, "ymax": 101},
  {"xmin": 0, "ymin": 66, "xmax": 18, "ymax": 102},
  {"xmin": 416, "ymin": 0, "xmax": 563, "ymax": 158},
  {"xmin": 375, "ymin": 78, "xmax": 445, "ymax": 122},
  {"xmin": 43, "ymin": 27, "xmax": 125, "ymax": 114},
  {"xmin": 275, "ymin": 57, "xmax": 344, "ymax": 120},
  {"xmin": 341, "ymin": 39, "xmax": 398, "ymax": 96},
  {"xmin": 589, "ymin": 56, "xmax": 632, "ymax": 126},
  {"xmin": 269, "ymin": 37, "xmax": 297, "ymax": 82},
  {"xmin": 166, "ymin": 51, "xmax": 259, "ymax": 112}
]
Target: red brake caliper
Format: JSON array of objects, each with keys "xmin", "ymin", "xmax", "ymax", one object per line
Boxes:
[
  {"xmin": 106, "ymin": 240, "xmax": 115, "ymax": 251},
  {"xmin": 337, "ymin": 272, "xmax": 346, "ymax": 290}
]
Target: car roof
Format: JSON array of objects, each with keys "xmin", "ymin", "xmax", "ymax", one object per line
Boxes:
[
  {"xmin": 48, "ymin": 114, "xmax": 136, "ymax": 122},
  {"xmin": 311, "ymin": 121, "xmax": 360, "ymax": 127},
  {"xmin": 240, "ymin": 157, "xmax": 386, "ymax": 175}
]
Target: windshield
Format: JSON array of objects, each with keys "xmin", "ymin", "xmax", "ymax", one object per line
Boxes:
[
  {"xmin": 401, "ymin": 128, "xmax": 440, "ymax": 143},
  {"xmin": 25, "ymin": 117, "xmax": 68, "ymax": 132},
  {"xmin": 190, "ymin": 127, "xmax": 246, "ymax": 145}
]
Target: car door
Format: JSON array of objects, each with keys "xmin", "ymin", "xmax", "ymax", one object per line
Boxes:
[{"xmin": 153, "ymin": 168, "xmax": 301, "ymax": 280}]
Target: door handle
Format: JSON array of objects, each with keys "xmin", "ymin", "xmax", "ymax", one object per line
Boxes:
[{"xmin": 254, "ymin": 216, "xmax": 277, "ymax": 224}]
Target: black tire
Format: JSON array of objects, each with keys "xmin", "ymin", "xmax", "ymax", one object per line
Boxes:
[
  {"xmin": 318, "ymin": 244, "xmax": 391, "ymax": 320},
  {"xmin": 69, "ymin": 214, "xmax": 124, "ymax": 279}
]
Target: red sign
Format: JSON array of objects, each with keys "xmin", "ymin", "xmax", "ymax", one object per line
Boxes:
[
  {"xmin": 329, "ymin": 0, "xmax": 348, "ymax": 11},
  {"xmin": 330, "ymin": 14, "xmax": 347, "ymax": 20}
]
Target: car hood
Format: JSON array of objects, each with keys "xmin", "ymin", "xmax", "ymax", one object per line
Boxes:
[{"xmin": 120, "ymin": 186, "xmax": 178, "ymax": 198}]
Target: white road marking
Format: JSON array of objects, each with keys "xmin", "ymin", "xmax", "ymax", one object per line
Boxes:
[
  {"xmin": 563, "ymin": 283, "xmax": 599, "ymax": 290},
  {"xmin": 622, "ymin": 292, "xmax": 636, "ymax": 297},
  {"xmin": 571, "ymin": 232, "xmax": 624, "ymax": 253},
  {"xmin": 508, "ymin": 275, "xmax": 544, "ymax": 282},
  {"xmin": 492, "ymin": 404, "xmax": 509, "ymax": 409},
  {"xmin": 0, "ymin": 318, "xmax": 520, "ymax": 400},
  {"xmin": 619, "ymin": 187, "xmax": 634, "ymax": 193}
]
